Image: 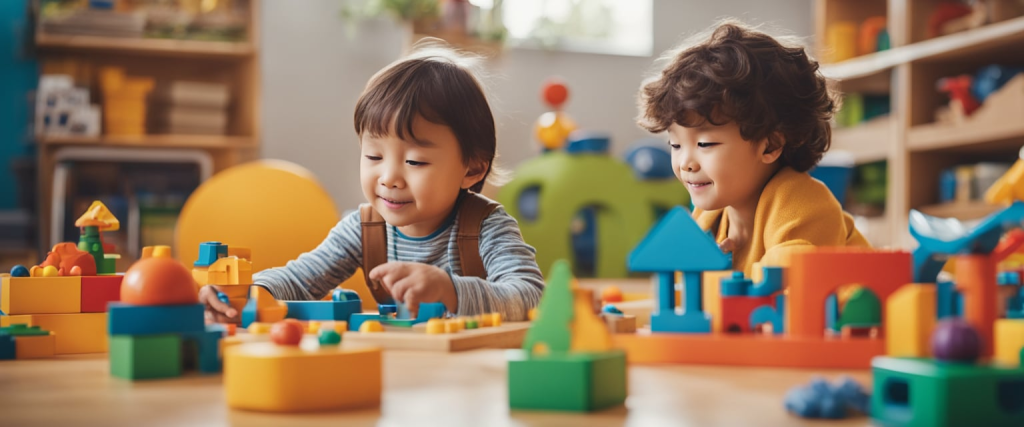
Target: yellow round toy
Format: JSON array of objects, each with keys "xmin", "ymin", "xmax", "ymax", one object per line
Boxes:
[{"xmin": 534, "ymin": 111, "xmax": 577, "ymax": 150}]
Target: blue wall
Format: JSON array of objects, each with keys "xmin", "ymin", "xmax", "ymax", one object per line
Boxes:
[{"xmin": 0, "ymin": 0, "xmax": 38, "ymax": 210}]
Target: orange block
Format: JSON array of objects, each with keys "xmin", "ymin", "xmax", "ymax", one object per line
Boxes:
[
  {"xmin": 955, "ymin": 255, "xmax": 998, "ymax": 357},
  {"xmin": 15, "ymin": 333, "xmax": 57, "ymax": 359},
  {"xmin": 613, "ymin": 331, "xmax": 885, "ymax": 368},
  {"xmin": 787, "ymin": 249, "xmax": 912, "ymax": 339}
]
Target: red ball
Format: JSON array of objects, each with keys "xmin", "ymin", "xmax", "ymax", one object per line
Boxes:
[
  {"xmin": 121, "ymin": 257, "xmax": 199, "ymax": 306},
  {"xmin": 931, "ymin": 318, "xmax": 981, "ymax": 363},
  {"xmin": 542, "ymin": 79, "xmax": 569, "ymax": 108},
  {"xmin": 270, "ymin": 319, "xmax": 304, "ymax": 346},
  {"xmin": 601, "ymin": 286, "xmax": 624, "ymax": 303}
]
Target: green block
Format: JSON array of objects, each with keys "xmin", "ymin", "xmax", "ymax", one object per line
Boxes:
[
  {"xmin": 110, "ymin": 334, "xmax": 182, "ymax": 380},
  {"xmin": 872, "ymin": 357, "xmax": 1024, "ymax": 427},
  {"xmin": 837, "ymin": 287, "xmax": 881, "ymax": 330},
  {"xmin": 0, "ymin": 324, "xmax": 50, "ymax": 336},
  {"xmin": 522, "ymin": 260, "xmax": 574, "ymax": 353},
  {"xmin": 508, "ymin": 350, "xmax": 627, "ymax": 412}
]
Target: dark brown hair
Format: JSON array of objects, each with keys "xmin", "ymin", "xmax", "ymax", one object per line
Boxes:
[
  {"xmin": 638, "ymin": 20, "xmax": 838, "ymax": 172},
  {"xmin": 354, "ymin": 44, "xmax": 496, "ymax": 192}
]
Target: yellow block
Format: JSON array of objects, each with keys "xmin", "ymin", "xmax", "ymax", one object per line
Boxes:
[
  {"xmin": 570, "ymin": 288, "xmax": 612, "ymax": 352},
  {"xmin": 206, "ymin": 257, "xmax": 253, "ymax": 286},
  {"xmin": 16, "ymin": 333, "xmax": 57, "ymax": 359},
  {"xmin": 995, "ymin": 319, "xmax": 1024, "ymax": 367},
  {"xmin": 703, "ymin": 270, "xmax": 733, "ymax": 333},
  {"xmin": 886, "ymin": 283, "xmax": 936, "ymax": 357},
  {"xmin": 1, "ymin": 275, "xmax": 82, "ymax": 315},
  {"xmin": 6, "ymin": 313, "xmax": 107, "ymax": 354},
  {"xmin": 225, "ymin": 343, "xmax": 381, "ymax": 412}
]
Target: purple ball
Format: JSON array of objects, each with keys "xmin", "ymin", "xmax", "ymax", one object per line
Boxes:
[{"xmin": 931, "ymin": 318, "xmax": 981, "ymax": 363}]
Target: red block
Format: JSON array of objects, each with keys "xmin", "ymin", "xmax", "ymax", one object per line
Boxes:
[
  {"xmin": 81, "ymin": 275, "xmax": 123, "ymax": 313},
  {"xmin": 720, "ymin": 296, "xmax": 774, "ymax": 333}
]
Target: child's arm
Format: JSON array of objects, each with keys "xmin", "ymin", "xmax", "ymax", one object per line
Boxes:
[
  {"xmin": 451, "ymin": 207, "xmax": 545, "ymax": 321},
  {"xmin": 760, "ymin": 188, "xmax": 869, "ymax": 269},
  {"xmin": 251, "ymin": 211, "xmax": 365, "ymax": 300}
]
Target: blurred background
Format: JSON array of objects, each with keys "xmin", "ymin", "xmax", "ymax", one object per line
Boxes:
[{"xmin": 2, "ymin": 0, "xmax": 1023, "ymax": 278}]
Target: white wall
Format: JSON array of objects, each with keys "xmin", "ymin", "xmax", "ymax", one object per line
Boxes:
[{"xmin": 261, "ymin": 0, "xmax": 814, "ymax": 211}]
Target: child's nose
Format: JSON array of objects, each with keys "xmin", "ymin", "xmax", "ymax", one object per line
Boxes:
[{"xmin": 378, "ymin": 166, "xmax": 405, "ymax": 188}]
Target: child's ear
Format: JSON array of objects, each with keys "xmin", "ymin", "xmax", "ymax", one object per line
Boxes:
[
  {"xmin": 759, "ymin": 133, "xmax": 784, "ymax": 164},
  {"xmin": 461, "ymin": 161, "xmax": 489, "ymax": 190}
]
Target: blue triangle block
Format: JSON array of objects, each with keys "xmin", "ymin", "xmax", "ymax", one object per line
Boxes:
[{"xmin": 629, "ymin": 206, "xmax": 730, "ymax": 272}]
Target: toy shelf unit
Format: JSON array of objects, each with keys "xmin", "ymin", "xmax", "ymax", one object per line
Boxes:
[
  {"xmin": 818, "ymin": 0, "xmax": 1024, "ymax": 247},
  {"xmin": 32, "ymin": 0, "xmax": 261, "ymax": 257}
]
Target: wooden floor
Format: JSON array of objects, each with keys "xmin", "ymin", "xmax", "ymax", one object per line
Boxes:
[{"xmin": 0, "ymin": 348, "xmax": 874, "ymax": 426}]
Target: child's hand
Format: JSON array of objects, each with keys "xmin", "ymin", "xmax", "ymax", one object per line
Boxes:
[
  {"xmin": 719, "ymin": 238, "xmax": 736, "ymax": 254},
  {"xmin": 368, "ymin": 262, "xmax": 457, "ymax": 315},
  {"xmin": 198, "ymin": 285, "xmax": 239, "ymax": 324}
]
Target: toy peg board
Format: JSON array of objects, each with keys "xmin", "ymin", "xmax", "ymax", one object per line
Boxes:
[{"xmin": 342, "ymin": 322, "xmax": 531, "ymax": 352}]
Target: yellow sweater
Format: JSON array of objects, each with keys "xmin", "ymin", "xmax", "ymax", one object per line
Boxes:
[{"xmin": 693, "ymin": 167, "xmax": 870, "ymax": 276}]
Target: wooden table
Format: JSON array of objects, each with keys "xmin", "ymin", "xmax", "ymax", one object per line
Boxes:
[{"xmin": 0, "ymin": 349, "xmax": 874, "ymax": 426}]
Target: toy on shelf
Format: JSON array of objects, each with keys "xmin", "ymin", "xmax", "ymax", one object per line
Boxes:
[
  {"xmin": 499, "ymin": 79, "xmax": 689, "ymax": 278},
  {"xmin": 224, "ymin": 319, "xmax": 382, "ymax": 413},
  {"xmin": 508, "ymin": 260, "xmax": 627, "ymax": 412},
  {"xmin": 534, "ymin": 78, "xmax": 576, "ymax": 151},
  {"xmin": 108, "ymin": 248, "xmax": 223, "ymax": 380},
  {"xmin": 934, "ymin": 66, "xmax": 1023, "ymax": 124},
  {"xmin": 100, "ymin": 67, "xmax": 154, "ymax": 136},
  {"xmin": 1, "ymin": 200, "xmax": 123, "ymax": 357}
]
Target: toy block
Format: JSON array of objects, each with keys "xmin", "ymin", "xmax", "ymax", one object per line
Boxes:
[
  {"xmin": 748, "ymin": 267, "xmax": 783, "ymax": 297},
  {"xmin": 523, "ymin": 260, "xmax": 575, "ymax": 353},
  {"xmin": 995, "ymin": 319, "xmax": 1024, "ymax": 367},
  {"xmin": 257, "ymin": 305, "xmax": 288, "ymax": 324},
  {"xmin": 570, "ymin": 288, "xmax": 612, "ymax": 352},
  {"xmin": 629, "ymin": 206, "xmax": 731, "ymax": 272},
  {"xmin": 99, "ymin": 254, "xmax": 118, "ymax": 275},
  {"xmin": 887, "ymin": 284, "xmax": 937, "ymax": 358},
  {"xmin": 508, "ymin": 350, "xmax": 627, "ymax": 412},
  {"xmin": 955, "ymin": 255, "xmax": 998, "ymax": 357},
  {"xmin": 1, "ymin": 275, "xmax": 82, "ymax": 314},
  {"xmin": 613, "ymin": 332, "xmax": 885, "ymax": 368},
  {"xmin": 650, "ymin": 270, "xmax": 712, "ymax": 333},
  {"xmin": 194, "ymin": 241, "xmax": 228, "ymax": 267},
  {"xmin": 182, "ymin": 327, "xmax": 224, "ymax": 374},
  {"xmin": 836, "ymin": 286, "xmax": 882, "ymax": 331},
  {"xmin": 702, "ymin": 270, "xmax": 732, "ymax": 328},
  {"xmin": 285, "ymin": 300, "xmax": 362, "ymax": 322},
  {"xmin": 241, "ymin": 286, "xmax": 287, "ymax": 327},
  {"xmin": 719, "ymin": 295, "xmax": 773, "ymax": 333},
  {"xmin": 217, "ymin": 285, "xmax": 251, "ymax": 299},
  {"xmin": 14, "ymin": 333, "xmax": 57, "ymax": 359},
  {"xmin": 81, "ymin": 275, "xmax": 122, "ymax": 313},
  {"xmin": 227, "ymin": 246, "xmax": 251, "ymax": 260},
  {"xmin": 871, "ymin": 357, "xmax": 1024, "ymax": 427},
  {"xmin": 109, "ymin": 334, "xmax": 182, "ymax": 380},
  {"xmin": 205, "ymin": 256, "xmax": 253, "ymax": 286},
  {"xmin": 225, "ymin": 342, "xmax": 381, "ymax": 412},
  {"xmin": 749, "ymin": 300, "xmax": 785, "ymax": 335},
  {"xmin": 10, "ymin": 313, "xmax": 109, "ymax": 354},
  {"xmin": 719, "ymin": 271, "xmax": 751, "ymax": 296},
  {"xmin": 0, "ymin": 334, "xmax": 14, "ymax": 359},
  {"xmin": 108, "ymin": 303, "xmax": 204, "ymax": 335},
  {"xmin": 1, "ymin": 324, "xmax": 50, "ymax": 336},
  {"xmin": 601, "ymin": 313, "xmax": 637, "ymax": 333},
  {"xmin": 787, "ymin": 249, "xmax": 912, "ymax": 339}
]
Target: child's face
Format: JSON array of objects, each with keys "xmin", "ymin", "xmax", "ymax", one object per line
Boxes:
[
  {"xmin": 360, "ymin": 115, "xmax": 485, "ymax": 237},
  {"xmin": 667, "ymin": 116, "xmax": 781, "ymax": 212}
]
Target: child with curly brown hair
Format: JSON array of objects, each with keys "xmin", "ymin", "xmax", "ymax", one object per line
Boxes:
[{"xmin": 637, "ymin": 20, "xmax": 869, "ymax": 276}]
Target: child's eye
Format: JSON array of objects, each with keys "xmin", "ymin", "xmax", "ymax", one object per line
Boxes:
[
  {"xmin": 697, "ymin": 142, "xmax": 720, "ymax": 148},
  {"xmin": 365, "ymin": 155, "xmax": 382, "ymax": 161},
  {"xmin": 668, "ymin": 142, "xmax": 680, "ymax": 150},
  {"xmin": 406, "ymin": 160, "xmax": 428, "ymax": 166}
]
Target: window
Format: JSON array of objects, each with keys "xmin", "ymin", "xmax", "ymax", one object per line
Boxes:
[{"xmin": 472, "ymin": 0, "xmax": 653, "ymax": 57}]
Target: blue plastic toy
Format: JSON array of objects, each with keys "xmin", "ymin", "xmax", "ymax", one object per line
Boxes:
[
  {"xmin": 566, "ymin": 131, "xmax": 610, "ymax": 154},
  {"xmin": 910, "ymin": 201, "xmax": 1024, "ymax": 282},
  {"xmin": 623, "ymin": 142, "xmax": 674, "ymax": 180},
  {"xmin": 785, "ymin": 376, "xmax": 870, "ymax": 419},
  {"xmin": 9, "ymin": 264, "xmax": 29, "ymax": 277}
]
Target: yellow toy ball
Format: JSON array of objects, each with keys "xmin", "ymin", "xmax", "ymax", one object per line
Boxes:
[
  {"xmin": 359, "ymin": 320, "xmax": 384, "ymax": 333},
  {"xmin": 534, "ymin": 111, "xmax": 577, "ymax": 150},
  {"xmin": 41, "ymin": 265, "xmax": 60, "ymax": 277}
]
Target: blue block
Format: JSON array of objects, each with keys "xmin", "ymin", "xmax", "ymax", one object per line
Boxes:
[
  {"xmin": 0, "ymin": 334, "xmax": 14, "ymax": 360},
  {"xmin": 181, "ymin": 327, "xmax": 223, "ymax": 374},
  {"xmin": 332, "ymin": 288, "xmax": 361, "ymax": 302},
  {"xmin": 108, "ymin": 303, "xmax": 205, "ymax": 335},
  {"xmin": 749, "ymin": 267, "xmax": 783, "ymax": 297},
  {"xmin": 750, "ymin": 305, "xmax": 784, "ymax": 335},
  {"xmin": 629, "ymin": 206, "xmax": 731, "ymax": 272},
  {"xmin": 396, "ymin": 302, "xmax": 411, "ymax": 320},
  {"xmin": 650, "ymin": 312, "xmax": 711, "ymax": 333},
  {"xmin": 241, "ymin": 297, "xmax": 257, "ymax": 328},
  {"xmin": 415, "ymin": 302, "xmax": 446, "ymax": 322},
  {"xmin": 720, "ymin": 271, "xmax": 751, "ymax": 296},
  {"xmin": 999, "ymin": 271, "xmax": 1021, "ymax": 286},
  {"xmin": 566, "ymin": 131, "xmax": 610, "ymax": 154},
  {"xmin": 378, "ymin": 304, "xmax": 397, "ymax": 315},
  {"xmin": 349, "ymin": 313, "xmax": 385, "ymax": 331},
  {"xmin": 194, "ymin": 241, "xmax": 228, "ymax": 267},
  {"xmin": 216, "ymin": 291, "xmax": 230, "ymax": 306},
  {"xmin": 285, "ymin": 300, "xmax": 361, "ymax": 321},
  {"xmin": 826, "ymin": 294, "xmax": 839, "ymax": 332}
]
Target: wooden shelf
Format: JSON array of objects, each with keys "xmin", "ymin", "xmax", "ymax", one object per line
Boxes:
[
  {"xmin": 821, "ymin": 15, "xmax": 1024, "ymax": 79},
  {"xmin": 39, "ymin": 134, "xmax": 255, "ymax": 149},
  {"xmin": 915, "ymin": 201, "xmax": 1001, "ymax": 221},
  {"xmin": 907, "ymin": 74, "xmax": 1024, "ymax": 152},
  {"xmin": 35, "ymin": 32, "xmax": 254, "ymax": 58},
  {"xmin": 832, "ymin": 116, "xmax": 893, "ymax": 163}
]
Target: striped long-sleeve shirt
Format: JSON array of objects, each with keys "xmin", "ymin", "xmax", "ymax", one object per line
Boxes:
[{"xmin": 253, "ymin": 205, "xmax": 545, "ymax": 321}]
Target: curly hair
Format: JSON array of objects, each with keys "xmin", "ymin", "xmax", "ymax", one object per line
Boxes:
[{"xmin": 637, "ymin": 20, "xmax": 839, "ymax": 172}]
